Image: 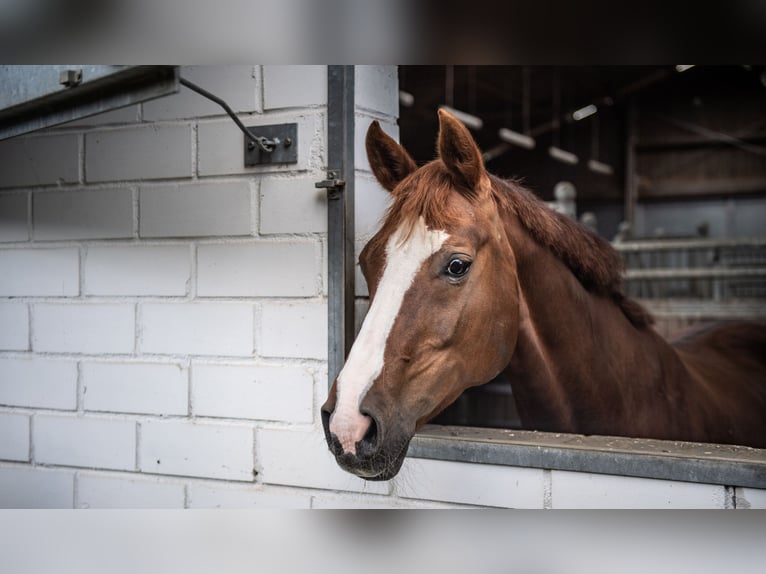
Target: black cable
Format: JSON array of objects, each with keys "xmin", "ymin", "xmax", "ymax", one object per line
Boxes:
[{"xmin": 179, "ymin": 76, "xmax": 276, "ymax": 153}]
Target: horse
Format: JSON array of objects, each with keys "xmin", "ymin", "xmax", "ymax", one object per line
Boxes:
[{"xmin": 321, "ymin": 109, "xmax": 766, "ymax": 481}]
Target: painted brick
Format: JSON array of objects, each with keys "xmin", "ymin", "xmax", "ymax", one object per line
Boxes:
[
  {"xmin": 0, "ymin": 358, "xmax": 77, "ymax": 409},
  {"xmin": 259, "ymin": 302, "xmax": 326, "ymax": 359},
  {"xmin": 197, "ymin": 113, "xmax": 317, "ymax": 177},
  {"xmin": 192, "ymin": 363, "xmax": 313, "ymax": 422},
  {"xmin": 259, "ymin": 177, "xmax": 327, "ymax": 234},
  {"xmin": 33, "ymin": 188, "xmax": 133, "ymax": 240},
  {"xmin": 188, "ymin": 483, "xmax": 311, "ymax": 508},
  {"xmin": 0, "ymin": 467, "xmax": 74, "ymax": 508},
  {"xmin": 34, "ymin": 415, "xmax": 136, "ymax": 471},
  {"xmin": 85, "ymin": 124, "xmax": 192, "ymax": 182},
  {"xmin": 0, "ymin": 193, "xmax": 28, "ymax": 242},
  {"xmin": 139, "ymin": 181, "xmax": 252, "ymax": 238},
  {"xmin": 0, "ymin": 414, "xmax": 30, "ymax": 461},
  {"xmin": 197, "ymin": 241, "xmax": 318, "ymax": 297},
  {"xmin": 82, "ymin": 362, "xmax": 188, "ymax": 416},
  {"xmin": 0, "ymin": 133, "xmax": 79, "ymax": 189},
  {"xmin": 77, "ymin": 474, "xmax": 185, "ymax": 508},
  {"xmin": 139, "ymin": 419, "xmax": 255, "ymax": 481},
  {"xmin": 33, "ymin": 304, "xmax": 135, "ymax": 354},
  {"xmin": 311, "ymin": 494, "xmax": 446, "ymax": 509},
  {"xmin": 735, "ymin": 487, "xmax": 766, "ymax": 509},
  {"xmin": 396, "ymin": 458, "xmax": 545, "ymax": 508},
  {"xmin": 355, "ymin": 174, "xmax": 390, "ymax": 238},
  {"xmin": 0, "ymin": 302, "xmax": 28, "ymax": 350},
  {"xmin": 263, "ymin": 65, "xmax": 326, "ymax": 109},
  {"xmin": 550, "ymin": 471, "xmax": 726, "ymax": 509},
  {"xmin": 256, "ymin": 427, "xmax": 389, "ymax": 495},
  {"xmin": 85, "ymin": 244, "xmax": 190, "ymax": 296},
  {"xmin": 0, "ymin": 248, "xmax": 79, "ymax": 296},
  {"xmin": 144, "ymin": 65, "xmax": 259, "ymax": 120},
  {"xmin": 356, "ymin": 117, "xmax": 399, "ymax": 174},
  {"xmin": 140, "ymin": 303, "xmax": 254, "ymax": 356},
  {"xmin": 356, "ymin": 66, "xmax": 398, "ymax": 117}
]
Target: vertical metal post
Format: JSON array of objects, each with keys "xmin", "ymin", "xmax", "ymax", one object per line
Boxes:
[
  {"xmin": 326, "ymin": 65, "xmax": 355, "ymax": 388},
  {"xmin": 624, "ymin": 97, "xmax": 638, "ymax": 233}
]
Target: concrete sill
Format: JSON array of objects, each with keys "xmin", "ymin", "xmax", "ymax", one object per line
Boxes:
[{"xmin": 410, "ymin": 425, "xmax": 766, "ymax": 489}]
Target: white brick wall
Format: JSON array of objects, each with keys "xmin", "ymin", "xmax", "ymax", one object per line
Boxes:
[
  {"xmin": 191, "ymin": 363, "xmax": 313, "ymax": 422},
  {"xmin": 0, "ymin": 358, "xmax": 78, "ymax": 409},
  {"xmin": 33, "ymin": 189, "xmax": 134, "ymax": 240},
  {"xmin": 84, "ymin": 244, "xmax": 191, "ymax": 296},
  {"xmin": 82, "ymin": 361, "xmax": 188, "ymax": 416},
  {"xmin": 0, "ymin": 414, "xmax": 30, "ymax": 461},
  {"xmin": 0, "ymin": 248, "xmax": 79, "ymax": 296},
  {"xmin": 139, "ymin": 420, "xmax": 255, "ymax": 481},
  {"xmin": 34, "ymin": 415, "xmax": 136, "ymax": 470},
  {"xmin": 140, "ymin": 303, "xmax": 254, "ymax": 356},
  {"xmin": 0, "ymin": 302, "xmax": 28, "ymax": 350},
  {"xmin": 2, "ymin": 65, "xmax": 761, "ymax": 511},
  {"xmin": 33, "ymin": 303, "xmax": 135, "ymax": 354}
]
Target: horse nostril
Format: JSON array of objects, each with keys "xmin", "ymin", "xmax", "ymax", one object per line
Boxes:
[{"xmin": 356, "ymin": 415, "xmax": 379, "ymax": 458}]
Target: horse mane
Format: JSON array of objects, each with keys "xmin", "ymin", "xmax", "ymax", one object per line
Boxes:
[{"xmin": 379, "ymin": 161, "xmax": 653, "ymax": 329}]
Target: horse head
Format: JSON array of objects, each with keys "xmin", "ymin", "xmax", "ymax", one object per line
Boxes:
[{"xmin": 321, "ymin": 110, "xmax": 520, "ymax": 480}]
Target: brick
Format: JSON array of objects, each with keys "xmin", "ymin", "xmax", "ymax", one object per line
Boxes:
[
  {"xmin": 396, "ymin": 458, "xmax": 545, "ymax": 508},
  {"xmin": 188, "ymin": 483, "xmax": 311, "ymax": 508},
  {"xmin": 0, "ymin": 248, "xmax": 79, "ymax": 296},
  {"xmin": 259, "ymin": 302, "xmax": 326, "ymax": 359},
  {"xmin": 311, "ymin": 494, "xmax": 442, "ymax": 509},
  {"xmin": 33, "ymin": 303, "xmax": 135, "ymax": 354},
  {"xmin": 0, "ymin": 302, "xmax": 28, "ymax": 350},
  {"xmin": 192, "ymin": 363, "xmax": 312, "ymax": 422},
  {"xmin": 356, "ymin": 66, "xmax": 398, "ymax": 117},
  {"xmin": 0, "ymin": 358, "xmax": 77, "ymax": 409},
  {"xmin": 735, "ymin": 487, "xmax": 766, "ymax": 509},
  {"xmin": 0, "ymin": 133, "xmax": 79, "ymax": 189},
  {"xmin": 0, "ymin": 413, "xmax": 30, "ymax": 461},
  {"xmin": 256, "ymin": 427, "xmax": 389, "ymax": 494},
  {"xmin": 85, "ymin": 244, "xmax": 190, "ymax": 296},
  {"xmin": 77, "ymin": 474, "xmax": 185, "ymax": 508},
  {"xmin": 356, "ymin": 117, "xmax": 399, "ymax": 174},
  {"xmin": 82, "ymin": 361, "xmax": 188, "ymax": 416},
  {"xmin": 550, "ymin": 471, "xmax": 726, "ymax": 509},
  {"xmin": 259, "ymin": 177, "xmax": 327, "ymax": 234},
  {"xmin": 85, "ymin": 124, "xmax": 192, "ymax": 182},
  {"xmin": 33, "ymin": 188, "xmax": 133, "ymax": 240},
  {"xmin": 144, "ymin": 65, "xmax": 258, "ymax": 120},
  {"xmin": 197, "ymin": 241, "xmax": 318, "ymax": 297},
  {"xmin": 0, "ymin": 467, "xmax": 74, "ymax": 508},
  {"xmin": 139, "ymin": 181, "xmax": 252, "ymax": 238},
  {"xmin": 263, "ymin": 65, "xmax": 326, "ymax": 109},
  {"xmin": 355, "ymin": 174, "xmax": 391, "ymax": 237},
  {"xmin": 198, "ymin": 113, "xmax": 317, "ymax": 177},
  {"xmin": 0, "ymin": 193, "xmax": 28, "ymax": 242},
  {"xmin": 139, "ymin": 419, "xmax": 254, "ymax": 481},
  {"xmin": 140, "ymin": 303, "xmax": 253, "ymax": 356},
  {"xmin": 34, "ymin": 415, "xmax": 136, "ymax": 471}
]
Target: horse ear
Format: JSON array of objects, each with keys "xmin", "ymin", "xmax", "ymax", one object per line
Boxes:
[
  {"xmin": 437, "ymin": 108, "xmax": 485, "ymax": 191},
  {"xmin": 365, "ymin": 121, "xmax": 417, "ymax": 192}
]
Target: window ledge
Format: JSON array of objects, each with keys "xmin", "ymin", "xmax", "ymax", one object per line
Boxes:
[{"xmin": 410, "ymin": 425, "xmax": 766, "ymax": 489}]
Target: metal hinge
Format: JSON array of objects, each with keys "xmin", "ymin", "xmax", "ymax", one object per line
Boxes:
[{"xmin": 315, "ymin": 171, "xmax": 346, "ymax": 200}]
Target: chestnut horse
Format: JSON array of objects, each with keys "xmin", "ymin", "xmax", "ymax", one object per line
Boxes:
[{"xmin": 321, "ymin": 109, "xmax": 766, "ymax": 481}]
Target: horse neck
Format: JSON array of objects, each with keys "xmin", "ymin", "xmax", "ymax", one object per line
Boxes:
[{"xmin": 501, "ymin": 217, "xmax": 688, "ymax": 435}]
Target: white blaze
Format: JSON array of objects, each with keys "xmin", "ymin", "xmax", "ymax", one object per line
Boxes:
[{"xmin": 330, "ymin": 217, "xmax": 449, "ymax": 454}]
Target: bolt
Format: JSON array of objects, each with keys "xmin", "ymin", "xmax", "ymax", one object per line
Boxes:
[{"xmin": 284, "ymin": 137, "xmax": 293, "ymax": 147}]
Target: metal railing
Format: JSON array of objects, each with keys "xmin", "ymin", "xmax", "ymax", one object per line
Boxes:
[{"xmin": 614, "ymin": 237, "xmax": 766, "ymax": 318}]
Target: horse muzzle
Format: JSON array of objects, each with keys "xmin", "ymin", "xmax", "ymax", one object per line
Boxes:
[{"xmin": 320, "ymin": 401, "xmax": 409, "ymax": 481}]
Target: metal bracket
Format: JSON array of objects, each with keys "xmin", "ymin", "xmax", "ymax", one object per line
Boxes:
[
  {"xmin": 315, "ymin": 170, "xmax": 346, "ymax": 200},
  {"xmin": 243, "ymin": 123, "xmax": 298, "ymax": 166}
]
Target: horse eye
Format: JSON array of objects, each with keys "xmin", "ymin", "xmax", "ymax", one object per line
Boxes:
[{"xmin": 446, "ymin": 258, "xmax": 472, "ymax": 277}]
